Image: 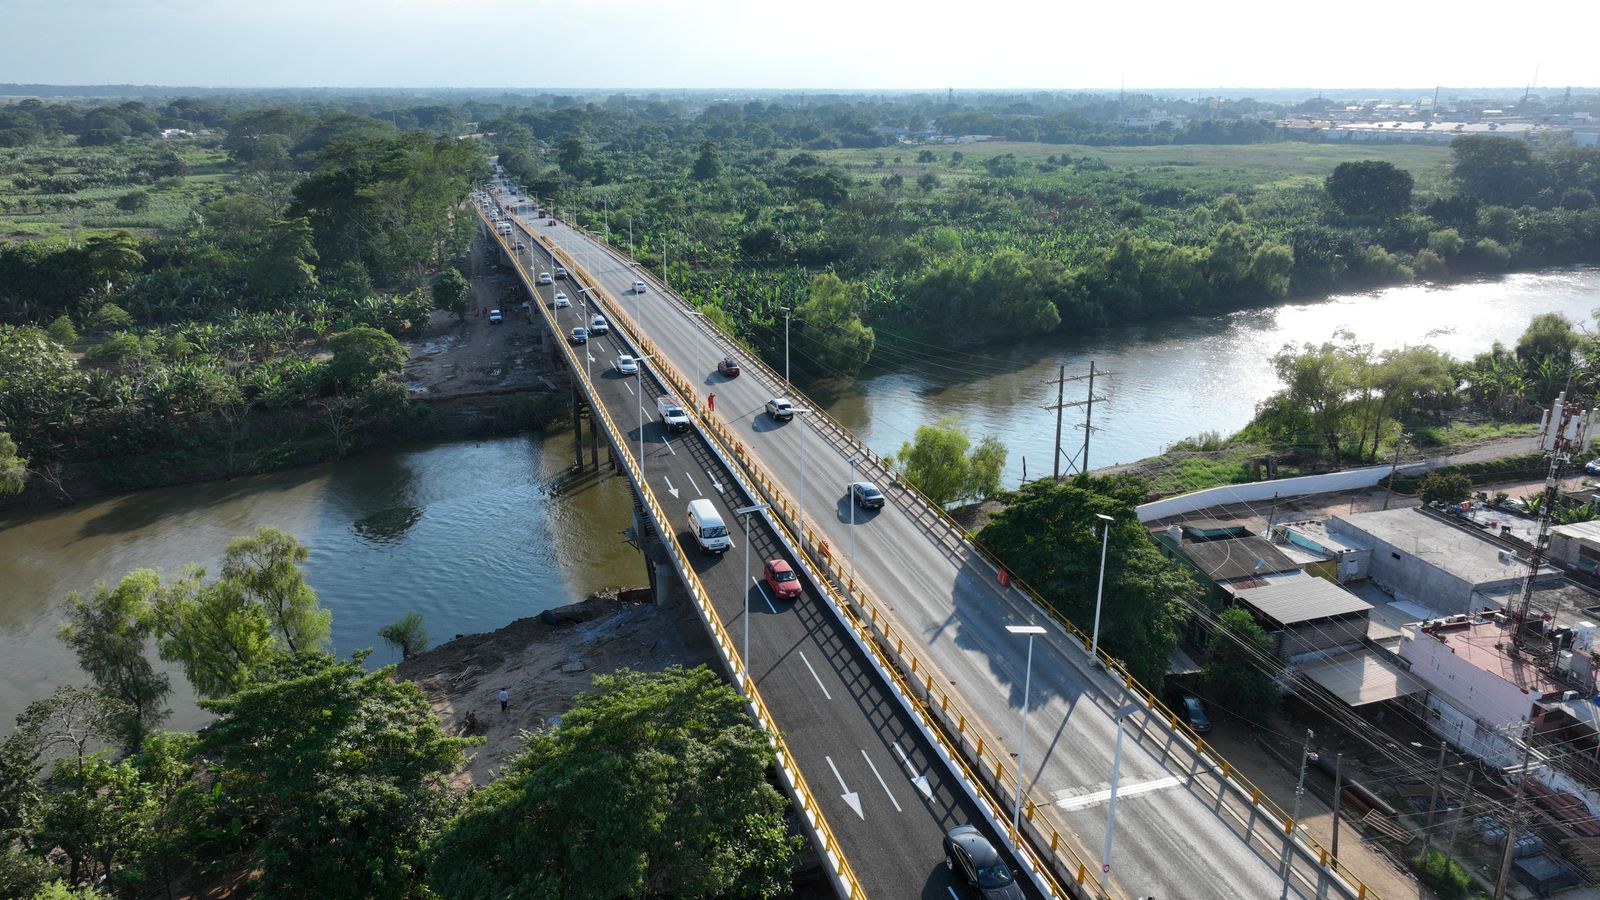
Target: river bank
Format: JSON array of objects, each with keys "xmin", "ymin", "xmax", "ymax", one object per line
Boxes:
[{"xmin": 394, "ymin": 589, "xmax": 719, "ymax": 786}]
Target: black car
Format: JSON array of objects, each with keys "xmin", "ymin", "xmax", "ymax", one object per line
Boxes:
[
  {"xmin": 1180, "ymin": 695, "xmax": 1212, "ymax": 734},
  {"xmin": 943, "ymin": 825, "xmax": 1023, "ymax": 900},
  {"xmin": 850, "ymin": 481, "xmax": 885, "ymax": 509}
]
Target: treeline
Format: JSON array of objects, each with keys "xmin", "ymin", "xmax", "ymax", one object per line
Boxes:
[{"xmin": 0, "ymin": 529, "xmax": 796, "ymax": 899}]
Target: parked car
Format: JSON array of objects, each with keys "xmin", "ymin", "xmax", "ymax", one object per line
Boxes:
[
  {"xmin": 763, "ymin": 559, "xmax": 802, "ymax": 600},
  {"xmin": 538, "ymin": 271, "xmax": 553, "ymax": 285},
  {"xmin": 488, "ymin": 309, "xmax": 503, "ymax": 324},
  {"xmin": 942, "ymin": 825, "xmax": 1022, "ymax": 900},
  {"xmin": 766, "ymin": 398, "xmax": 794, "ymax": 421},
  {"xmin": 569, "ymin": 327, "xmax": 588, "ymax": 344},
  {"xmin": 1586, "ymin": 458, "xmax": 1600, "ymax": 476},
  {"xmin": 553, "ymin": 292, "xmax": 570, "ymax": 308},
  {"xmin": 718, "ymin": 357, "xmax": 741, "ymax": 377},
  {"xmin": 1179, "ymin": 695, "xmax": 1212, "ymax": 734},
  {"xmin": 590, "ymin": 315, "xmax": 609, "ymax": 335},
  {"xmin": 850, "ymin": 481, "xmax": 885, "ymax": 509},
  {"xmin": 616, "ymin": 355, "xmax": 639, "ymax": 375},
  {"xmin": 554, "ymin": 267, "xmax": 568, "ymax": 279}
]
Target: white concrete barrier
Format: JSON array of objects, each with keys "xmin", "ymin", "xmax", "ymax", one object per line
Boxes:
[{"xmin": 1135, "ymin": 463, "xmax": 1428, "ymax": 522}]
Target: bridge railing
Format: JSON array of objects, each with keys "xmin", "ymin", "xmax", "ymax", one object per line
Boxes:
[
  {"xmin": 540, "ymin": 216, "xmax": 1377, "ymax": 900},
  {"xmin": 476, "ymin": 210, "xmax": 868, "ymax": 900}
]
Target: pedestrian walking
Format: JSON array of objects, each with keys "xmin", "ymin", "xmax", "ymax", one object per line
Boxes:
[{"xmin": 498, "ymin": 687, "xmax": 509, "ymax": 713}]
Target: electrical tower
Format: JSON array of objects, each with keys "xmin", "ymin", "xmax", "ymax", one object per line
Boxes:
[
  {"xmin": 1515, "ymin": 392, "xmax": 1597, "ymax": 642},
  {"xmin": 1042, "ymin": 361, "xmax": 1111, "ymax": 480}
]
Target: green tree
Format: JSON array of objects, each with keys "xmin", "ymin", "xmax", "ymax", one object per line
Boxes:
[
  {"xmin": 431, "ymin": 267, "xmax": 469, "ymax": 323},
  {"xmin": 87, "ymin": 303, "xmax": 131, "ymax": 334},
  {"xmin": 557, "ymin": 137, "xmax": 587, "ymax": 179},
  {"xmin": 1426, "ymin": 228, "xmax": 1464, "ymax": 258},
  {"xmin": 200, "ymin": 652, "xmax": 472, "ymax": 899},
  {"xmin": 1202, "ymin": 607, "xmax": 1278, "ymax": 714},
  {"xmin": 917, "ymin": 172, "xmax": 939, "ymax": 193},
  {"xmin": 897, "ymin": 418, "xmax": 972, "ymax": 507},
  {"xmin": 427, "ymin": 667, "xmax": 796, "ymax": 900},
  {"xmin": 967, "ymin": 435, "xmax": 1007, "ymax": 502},
  {"xmin": 1451, "ymin": 135, "xmax": 1539, "ymax": 206},
  {"xmin": 43, "ymin": 316, "xmax": 76, "ymax": 346},
  {"xmin": 1271, "ymin": 336, "xmax": 1363, "ymax": 462},
  {"xmin": 690, "ymin": 140, "xmax": 722, "ymax": 181},
  {"xmin": 977, "ymin": 476, "xmax": 1197, "ymax": 684},
  {"xmin": 250, "ymin": 217, "xmax": 319, "ymax": 297},
  {"xmin": 58, "ymin": 575, "xmax": 171, "ymax": 751},
  {"xmin": 1324, "ymin": 160, "xmax": 1413, "ymax": 217},
  {"xmin": 0, "ymin": 432, "xmax": 26, "ymax": 495},
  {"xmin": 378, "ymin": 612, "xmax": 428, "ymax": 659},
  {"xmin": 793, "ymin": 273, "xmax": 874, "ymax": 378},
  {"xmin": 219, "ymin": 527, "xmax": 330, "ymax": 654},
  {"xmin": 83, "ymin": 233, "xmax": 144, "ymax": 286},
  {"xmin": 113, "ymin": 192, "xmax": 149, "ymax": 213},
  {"xmin": 326, "ymin": 326, "xmax": 407, "ymax": 391},
  {"xmin": 1418, "ymin": 471, "xmax": 1472, "ymax": 506}
]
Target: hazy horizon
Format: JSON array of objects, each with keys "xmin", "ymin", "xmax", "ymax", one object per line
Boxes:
[{"xmin": 2, "ymin": 0, "xmax": 1594, "ymax": 92}]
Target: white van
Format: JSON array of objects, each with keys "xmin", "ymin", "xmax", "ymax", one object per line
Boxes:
[
  {"xmin": 497, "ymin": 222, "xmax": 512, "ymax": 236},
  {"xmin": 687, "ymin": 499, "xmax": 731, "ymax": 554}
]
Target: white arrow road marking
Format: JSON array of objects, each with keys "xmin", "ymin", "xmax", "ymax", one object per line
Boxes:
[
  {"xmin": 797, "ymin": 650, "xmax": 831, "ymax": 700},
  {"xmin": 750, "ymin": 577, "xmax": 779, "ymax": 614},
  {"xmin": 1053, "ymin": 775, "xmax": 1184, "ymax": 811},
  {"xmin": 893, "ymin": 742, "xmax": 934, "ymax": 800},
  {"xmin": 825, "ymin": 756, "xmax": 864, "ymax": 820},
  {"xmin": 662, "ymin": 476, "xmax": 679, "ymax": 499},
  {"xmin": 860, "ymin": 750, "xmax": 902, "ymax": 812},
  {"xmin": 685, "ymin": 472, "xmax": 703, "ymax": 497},
  {"xmin": 661, "ymin": 435, "xmax": 675, "ymax": 455},
  {"xmin": 705, "ymin": 470, "xmax": 725, "ymax": 492},
  {"xmin": 946, "ymin": 889, "xmax": 960, "ymax": 900}
]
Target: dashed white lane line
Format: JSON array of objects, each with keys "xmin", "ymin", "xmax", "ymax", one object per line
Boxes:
[
  {"xmin": 1053, "ymin": 775, "xmax": 1184, "ymax": 811},
  {"xmin": 750, "ymin": 577, "xmax": 779, "ymax": 614},
  {"xmin": 685, "ymin": 471, "xmax": 703, "ymax": 496},
  {"xmin": 797, "ymin": 651, "xmax": 832, "ymax": 700},
  {"xmin": 861, "ymin": 749, "xmax": 902, "ymax": 813}
]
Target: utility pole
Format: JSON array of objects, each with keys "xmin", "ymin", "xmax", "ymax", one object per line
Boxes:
[
  {"xmin": 1417, "ymin": 741, "xmax": 1448, "ymax": 862},
  {"xmin": 1281, "ymin": 729, "xmax": 1314, "ymax": 900},
  {"xmin": 1041, "ymin": 361, "xmax": 1111, "ymax": 480},
  {"xmin": 1494, "ymin": 729, "xmax": 1535, "ymax": 900},
  {"xmin": 1382, "ymin": 433, "xmax": 1408, "ymax": 510},
  {"xmin": 1330, "ymin": 753, "xmax": 1343, "ymax": 865},
  {"xmin": 1447, "ymin": 768, "xmax": 1475, "ymax": 853}
]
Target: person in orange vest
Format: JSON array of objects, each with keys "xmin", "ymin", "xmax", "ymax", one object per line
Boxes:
[{"xmin": 708, "ymin": 393, "xmax": 716, "ymax": 413}]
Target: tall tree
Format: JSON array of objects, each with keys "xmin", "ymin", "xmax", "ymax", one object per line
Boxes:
[
  {"xmin": 1324, "ymin": 160, "xmax": 1413, "ymax": 217},
  {"xmin": 792, "ymin": 273, "xmax": 874, "ymax": 378},
  {"xmin": 1451, "ymin": 135, "xmax": 1540, "ymax": 206},
  {"xmin": 57, "ymin": 575, "xmax": 170, "ymax": 751},
  {"xmin": 427, "ymin": 666, "xmax": 797, "ymax": 900},
  {"xmin": 430, "ymin": 268, "xmax": 469, "ymax": 323},
  {"xmin": 0, "ymin": 432, "xmax": 26, "ymax": 495},
  {"xmin": 1202, "ymin": 607, "xmax": 1277, "ymax": 713},
  {"xmin": 217, "ymin": 527, "xmax": 330, "ymax": 655},
  {"xmin": 250, "ymin": 217, "xmax": 319, "ymax": 297},
  {"xmin": 690, "ymin": 140, "xmax": 722, "ymax": 181},
  {"xmin": 325, "ymin": 326, "xmax": 407, "ymax": 391}
]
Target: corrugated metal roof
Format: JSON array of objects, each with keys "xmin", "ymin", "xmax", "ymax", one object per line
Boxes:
[
  {"xmin": 1232, "ymin": 576, "xmax": 1373, "ymax": 625},
  {"xmin": 1553, "ymin": 520, "xmax": 1600, "ymax": 543},
  {"xmin": 1298, "ymin": 650, "xmax": 1427, "ymax": 706},
  {"xmin": 1179, "ymin": 537, "xmax": 1300, "ymax": 583}
]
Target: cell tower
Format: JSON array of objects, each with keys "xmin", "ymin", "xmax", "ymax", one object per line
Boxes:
[{"xmin": 1515, "ymin": 392, "xmax": 1598, "ymax": 638}]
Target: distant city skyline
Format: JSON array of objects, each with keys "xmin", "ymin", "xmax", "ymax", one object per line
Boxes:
[{"xmin": 1, "ymin": 0, "xmax": 1595, "ymax": 93}]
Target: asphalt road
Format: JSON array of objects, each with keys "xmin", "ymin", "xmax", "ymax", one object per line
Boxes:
[
  {"xmin": 488, "ymin": 179, "xmax": 1334, "ymax": 900},
  {"xmin": 489, "ymin": 206, "xmax": 1046, "ymax": 900}
]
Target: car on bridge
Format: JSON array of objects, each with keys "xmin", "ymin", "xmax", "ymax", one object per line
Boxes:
[
  {"xmin": 512, "ymin": 241, "xmax": 525, "ymax": 251},
  {"xmin": 553, "ymin": 292, "xmax": 570, "ymax": 308},
  {"xmin": 569, "ymin": 327, "xmax": 588, "ymax": 344},
  {"xmin": 554, "ymin": 267, "xmax": 569, "ymax": 279},
  {"xmin": 538, "ymin": 271, "xmax": 552, "ymax": 285},
  {"xmin": 633, "ymin": 280, "xmax": 647, "ymax": 294},
  {"xmin": 616, "ymin": 355, "xmax": 639, "ymax": 375},
  {"xmin": 766, "ymin": 398, "xmax": 794, "ymax": 421},
  {"xmin": 942, "ymin": 825, "xmax": 1022, "ymax": 900},
  {"xmin": 718, "ymin": 357, "xmax": 741, "ymax": 378},
  {"xmin": 850, "ymin": 481, "xmax": 885, "ymax": 509},
  {"xmin": 763, "ymin": 559, "xmax": 802, "ymax": 601},
  {"xmin": 590, "ymin": 315, "xmax": 609, "ymax": 335}
]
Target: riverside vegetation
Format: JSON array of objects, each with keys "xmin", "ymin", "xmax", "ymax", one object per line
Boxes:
[{"xmin": 0, "ymin": 526, "xmax": 798, "ymax": 899}]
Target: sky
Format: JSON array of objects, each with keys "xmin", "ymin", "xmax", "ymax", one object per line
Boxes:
[{"xmin": 1, "ymin": 0, "xmax": 1596, "ymax": 92}]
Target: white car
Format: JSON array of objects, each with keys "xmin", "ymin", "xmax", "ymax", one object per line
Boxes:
[
  {"xmin": 590, "ymin": 315, "xmax": 609, "ymax": 335},
  {"xmin": 538, "ymin": 272, "xmax": 553, "ymax": 285},
  {"xmin": 553, "ymin": 267, "xmax": 569, "ymax": 280},
  {"xmin": 488, "ymin": 309, "xmax": 503, "ymax": 324},
  {"xmin": 616, "ymin": 355, "xmax": 639, "ymax": 375},
  {"xmin": 553, "ymin": 293, "xmax": 570, "ymax": 309},
  {"xmin": 634, "ymin": 280, "xmax": 647, "ymax": 294}
]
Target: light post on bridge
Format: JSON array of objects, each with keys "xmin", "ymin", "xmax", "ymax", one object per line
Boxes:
[
  {"xmin": 1090, "ymin": 512, "xmax": 1114, "ymax": 666},
  {"xmin": 632, "ymin": 355, "xmax": 655, "ymax": 474},
  {"xmin": 779, "ymin": 306, "xmax": 792, "ymax": 385},
  {"xmin": 576, "ymin": 287, "xmax": 595, "ymax": 385},
  {"xmin": 847, "ymin": 453, "xmax": 864, "ymax": 585},
  {"xmin": 1004, "ymin": 624, "xmax": 1046, "ymax": 847},
  {"xmin": 791, "ymin": 406, "xmax": 813, "ymax": 548},
  {"xmin": 735, "ymin": 502, "xmax": 771, "ymax": 694},
  {"xmin": 1104, "ymin": 702, "xmax": 1139, "ymax": 885}
]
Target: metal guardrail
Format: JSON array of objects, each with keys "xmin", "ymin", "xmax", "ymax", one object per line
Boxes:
[
  {"xmin": 476, "ymin": 210, "xmax": 867, "ymax": 900},
  {"xmin": 541, "ymin": 216, "xmax": 1382, "ymax": 900}
]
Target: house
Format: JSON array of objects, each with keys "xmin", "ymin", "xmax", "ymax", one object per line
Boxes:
[
  {"xmin": 1551, "ymin": 521, "xmax": 1600, "ymax": 576},
  {"xmin": 1226, "ymin": 576, "xmax": 1374, "ymax": 660}
]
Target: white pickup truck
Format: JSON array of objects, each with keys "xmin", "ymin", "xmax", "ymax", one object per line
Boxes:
[{"xmin": 656, "ymin": 394, "xmax": 691, "ymax": 433}]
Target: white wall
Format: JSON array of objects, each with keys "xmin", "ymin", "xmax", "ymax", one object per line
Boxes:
[
  {"xmin": 1399, "ymin": 625, "xmax": 1539, "ymax": 738},
  {"xmin": 1136, "ymin": 463, "xmax": 1426, "ymax": 523}
]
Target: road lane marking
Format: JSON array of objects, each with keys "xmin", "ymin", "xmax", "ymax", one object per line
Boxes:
[
  {"xmin": 1053, "ymin": 775, "xmax": 1184, "ymax": 811},
  {"xmin": 705, "ymin": 470, "xmax": 725, "ymax": 492},
  {"xmin": 750, "ymin": 578, "xmax": 779, "ymax": 614},
  {"xmin": 622, "ymin": 381, "xmax": 633, "ymax": 395},
  {"xmin": 661, "ymin": 435, "xmax": 675, "ymax": 455},
  {"xmin": 662, "ymin": 476, "xmax": 679, "ymax": 499},
  {"xmin": 893, "ymin": 741, "xmax": 934, "ymax": 799},
  {"xmin": 947, "ymin": 888, "xmax": 960, "ymax": 900},
  {"xmin": 685, "ymin": 471, "xmax": 703, "ymax": 496},
  {"xmin": 860, "ymin": 750, "xmax": 902, "ymax": 813},
  {"xmin": 824, "ymin": 756, "xmax": 865, "ymax": 820},
  {"xmin": 797, "ymin": 650, "xmax": 831, "ymax": 700}
]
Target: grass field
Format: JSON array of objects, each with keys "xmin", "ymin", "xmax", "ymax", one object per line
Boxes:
[
  {"xmin": 0, "ymin": 141, "xmax": 233, "ymax": 242},
  {"xmin": 823, "ymin": 140, "xmax": 1454, "ymax": 196}
]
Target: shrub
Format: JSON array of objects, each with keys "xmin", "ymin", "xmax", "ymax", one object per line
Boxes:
[
  {"xmin": 1418, "ymin": 471, "xmax": 1472, "ymax": 505},
  {"xmin": 115, "ymin": 191, "xmax": 150, "ymax": 213},
  {"xmin": 45, "ymin": 315, "xmax": 78, "ymax": 345},
  {"xmin": 1413, "ymin": 849, "xmax": 1472, "ymax": 900}
]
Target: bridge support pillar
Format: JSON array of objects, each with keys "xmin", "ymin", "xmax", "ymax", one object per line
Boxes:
[
  {"xmin": 588, "ymin": 403, "xmax": 600, "ymax": 471},
  {"xmin": 570, "ymin": 382, "xmax": 583, "ymax": 471}
]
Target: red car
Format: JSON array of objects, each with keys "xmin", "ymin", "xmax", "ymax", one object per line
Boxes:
[
  {"xmin": 763, "ymin": 559, "xmax": 802, "ymax": 601},
  {"xmin": 718, "ymin": 357, "xmax": 741, "ymax": 378}
]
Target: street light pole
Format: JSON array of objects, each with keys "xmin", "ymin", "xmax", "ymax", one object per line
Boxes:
[
  {"xmin": 1281, "ymin": 729, "xmax": 1315, "ymax": 900},
  {"xmin": 1104, "ymin": 703, "xmax": 1139, "ymax": 883},
  {"xmin": 1005, "ymin": 625, "xmax": 1046, "ymax": 846},
  {"xmin": 736, "ymin": 502, "xmax": 770, "ymax": 694},
  {"xmin": 847, "ymin": 454, "xmax": 863, "ymax": 584},
  {"xmin": 1090, "ymin": 513, "xmax": 1114, "ymax": 665},
  {"xmin": 779, "ymin": 306, "xmax": 792, "ymax": 385},
  {"xmin": 632, "ymin": 355, "xmax": 655, "ymax": 472},
  {"xmin": 793, "ymin": 406, "xmax": 813, "ymax": 548}
]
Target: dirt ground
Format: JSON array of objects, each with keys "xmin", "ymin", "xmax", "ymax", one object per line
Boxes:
[
  {"xmin": 402, "ymin": 241, "xmax": 554, "ymax": 400},
  {"xmin": 395, "ymin": 590, "xmax": 720, "ymax": 786}
]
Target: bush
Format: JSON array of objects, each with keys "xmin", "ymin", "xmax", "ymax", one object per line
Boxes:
[
  {"xmin": 115, "ymin": 191, "xmax": 150, "ymax": 213},
  {"xmin": 45, "ymin": 315, "xmax": 77, "ymax": 345},
  {"xmin": 1413, "ymin": 849, "xmax": 1472, "ymax": 900},
  {"xmin": 1412, "ymin": 249, "xmax": 1447, "ymax": 279},
  {"xmin": 89, "ymin": 302, "xmax": 132, "ymax": 333},
  {"xmin": 1418, "ymin": 471, "xmax": 1472, "ymax": 505}
]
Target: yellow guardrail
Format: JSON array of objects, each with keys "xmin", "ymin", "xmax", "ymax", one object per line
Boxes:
[
  {"xmin": 477, "ymin": 210, "xmax": 868, "ymax": 900},
  {"xmin": 539, "ymin": 215, "xmax": 1379, "ymax": 900}
]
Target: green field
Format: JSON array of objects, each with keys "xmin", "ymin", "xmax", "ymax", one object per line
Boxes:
[{"xmin": 0, "ymin": 141, "xmax": 233, "ymax": 242}]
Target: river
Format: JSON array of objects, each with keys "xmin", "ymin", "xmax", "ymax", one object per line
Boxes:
[
  {"xmin": 822, "ymin": 266, "xmax": 1600, "ymax": 483},
  {"xmin": 0, "ymin": 433, "xmax": 640, "ymax": 730},
  {"xmin": 3, "ymin": 267, "xmax": 1598, "ymax": 732}
]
